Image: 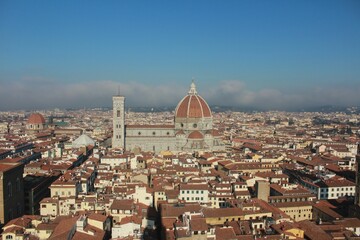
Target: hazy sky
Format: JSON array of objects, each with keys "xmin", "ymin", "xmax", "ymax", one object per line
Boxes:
[{"xmin": 0, "ymin": 0, "xmax": 359, "ymax": 111}]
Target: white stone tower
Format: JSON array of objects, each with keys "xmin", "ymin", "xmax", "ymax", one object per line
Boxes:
[{"xmin": 112, "ymin": 95, "xmax": 125, "ymax": 149}]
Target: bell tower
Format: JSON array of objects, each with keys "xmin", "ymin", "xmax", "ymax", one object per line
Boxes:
[{"xmin": 112, "ymin": 94, "xmax": 125, "ymax": 149}]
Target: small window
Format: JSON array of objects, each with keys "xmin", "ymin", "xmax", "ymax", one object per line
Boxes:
[
  {"xmin": 152, "ymin": 132, "xmax": 156, "ymax": 136},
  {"xmin": 138, "ymin": 132, "xmax": 141, "ymax": 135},
  {"xmin": 117, "ymin": 110, "xmax": 120, "ymax": 117},
  {"xmin": 193, "ymin": 123, "xmax": 197, "ymax": 128}
]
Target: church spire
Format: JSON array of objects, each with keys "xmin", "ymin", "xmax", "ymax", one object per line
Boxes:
[{"xmin": 188, "ymin": 78, "xmax": 198, "ymax": 95}]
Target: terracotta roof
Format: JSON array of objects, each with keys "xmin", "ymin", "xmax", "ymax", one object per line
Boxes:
[
  {"xmin": 188, "ymin": 131, "xmax": 204, "ymax": 139},
  {"xmin": 202, "ymin": 208, "xmax": 243, "ymax": 218},
  {"xmin": 298, "ymin": 220, "xmax": 332, "ymax": 240},
  {"xmin": 161, "ymin": 203, "xmax": 202, "ymax": 218},
  {"xmin": 110, "ymin": 199, "xmax": 134, "ymax": 210},
  {"xmin": 215, "ymin": 227, "xmax": 237, "ymax": 240},
  {"xmin": 180, "ymin": 183, "xmax": 209, "ymax": 190},
  {"xmin": 48, "ymin": 216, "xmax": 78, "ymax": 240},
  {"xmin": 0, "ymin": 162, "xmax": 21, "ymax": 172},
  {"xmin": 87, "ymin": 212, "xmax": 108, "ymax": 222},
  {"xmin": 175, "ymin": 83, "xmax": 212, "ymax": 119},
  {"xmin": 190, "ymin": 218, "xmax": 207, "ymax": 231},
  {"xmin": 27, "ymin": 113, "xmax": 46, "ymax": 124}
]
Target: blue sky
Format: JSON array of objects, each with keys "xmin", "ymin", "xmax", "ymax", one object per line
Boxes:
[{"xmin": 0, "ymin": 0, "xmax": 359, "ymax": 110}]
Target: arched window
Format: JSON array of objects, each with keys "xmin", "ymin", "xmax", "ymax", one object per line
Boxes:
[{"xmin": 5, "ymin": 235, "xmax": 13, "ymax": 239}]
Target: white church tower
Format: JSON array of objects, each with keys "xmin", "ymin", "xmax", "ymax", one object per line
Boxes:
[{"xmin": 112, "ymin": 94, "xmax": 125, "ymax": 149}]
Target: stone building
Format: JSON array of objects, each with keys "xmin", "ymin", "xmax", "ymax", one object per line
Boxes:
[
  {"xmin": 0, "ymin": 162, "xmax": 24, "ymax": 227},
  {"xmin": 112, "ymin": 81, "xmax": 225, "ymax": 153}
]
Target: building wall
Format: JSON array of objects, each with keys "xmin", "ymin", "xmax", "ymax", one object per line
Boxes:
[
  {"xmin": 37, "ymin": 229, "xmax": 53, "ymax": 239},
  {"xmin": 0, "ymin": 163, "xmax": 24, "ymax": 226},
  {"xmin": 24, "ymin": 175, "xmax": 59, "ymax": 215},
  {"xmin": 40, "ymin": 202, "xmax": 59, "ymax": 217},
  {"xmin": 50, "ymin": 185, "xmax": 78, "ymax": 198},
  {"xmin": 284, "ymin": 229, "xmax": 304, "ymax": 239},
  {"xmin": 278, "ymin": 205, "xmax": 313, "ymax": 222},
  {"xmin": 100, "ymin": 156, "xmax": 128, "ymax": 169},
  {"xmin": 129, "ymin": 186, "xmax": 153, "ymax": 207},
  {"xmin": 255, "ymin": 181, "xmax": 270, "ymax": 202},
  {"xmin": 126, "ymin": 135, "xmax": 177, "ymax": 153},
  {"xmin": 243, "ymin": 212, "xmax": 272, "ymax": 221},
  {"xmin": 174, "ymin": 117, "xmax": 213, "ymax": 133},
  {"xmin": 205, "ymin": 215, "xmax": 244, "ymax": 225},
  {"xmin": 112, "ymin": 222, "xmax": 141, "ymax": 238},
  {"xmin": 319, "ymin": 186, "xmax": 355, "ymax": 200},
  {"xmin": 179, "ymin": 189, "xmax": 209, "ymax": 204},
  {"xmin": 88, "ymin": 218, "xmax": 105, "ymax": 231}
]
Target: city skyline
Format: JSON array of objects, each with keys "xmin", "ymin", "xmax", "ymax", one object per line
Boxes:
[{"xmin": 1, "ymin": 0, "xmax": 360, "ymax": 110}]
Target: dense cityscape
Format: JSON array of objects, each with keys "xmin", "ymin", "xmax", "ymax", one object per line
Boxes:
[
  {"xmin": 0, "ymin": 81, "xmax": 360, "ymax": 240},
  {"xmin": 1, "ymin": 1, "xmax": 360, "ymax": 239}
]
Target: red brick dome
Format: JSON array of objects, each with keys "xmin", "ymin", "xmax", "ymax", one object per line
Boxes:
[
  {"xmin": 27, "ymin": 113, "xmax": 45, "ymax": 124},
  {"xmin": 175, "ymin": 81, "xmax": 212, "ymax": 118},
  {"xmin": 188, "ymin": 130, "xmax": 204, "ymax": 139}
]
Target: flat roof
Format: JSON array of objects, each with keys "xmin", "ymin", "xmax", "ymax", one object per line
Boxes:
[{"xmin": 0, "ymin": 162, "xmax": 21, "ymax": 172}]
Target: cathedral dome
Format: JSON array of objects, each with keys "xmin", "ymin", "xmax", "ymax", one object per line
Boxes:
[
  {"xmin": 27, "ymin": 113, "xmax": 46, "ymax": 125},
  {"xmin": 175, "ymin": 81, "xmax": 212, "ymax": 118},
  {"xmin": 188, "ymin": 130, "xmax": 204, "ymax": 139}
]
